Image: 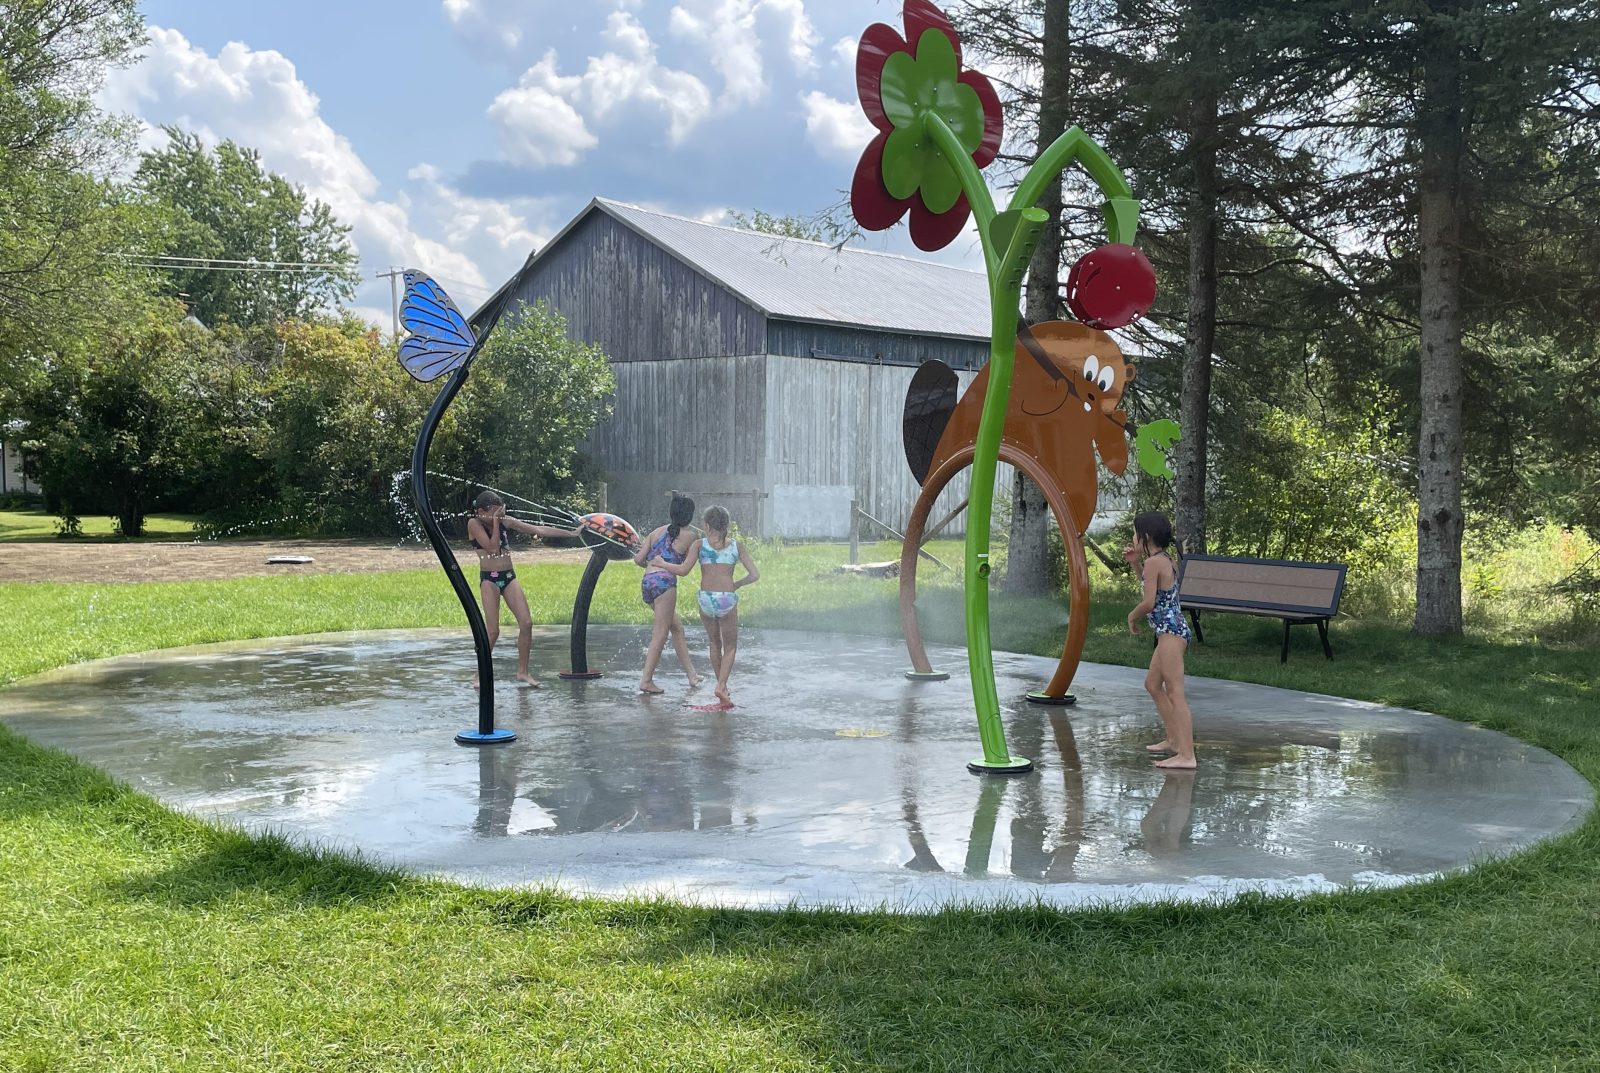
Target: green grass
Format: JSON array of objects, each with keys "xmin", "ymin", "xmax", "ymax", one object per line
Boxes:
[
  {"xmin": 0, "ymin": 508, "xmax": 200, "ymax": 542},
  {"xmin": 2, "ymin": 540, "xmax": 1597, "ymax": 1071}
]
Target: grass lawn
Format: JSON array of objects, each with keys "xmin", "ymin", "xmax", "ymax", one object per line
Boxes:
[
  {"xmin": 0, "ymin": 508, "xmax": 200, "ymax": 542},
  {"xmin": 1, "ymin": 541, "xmax": 1597, "ymax": 1071}
]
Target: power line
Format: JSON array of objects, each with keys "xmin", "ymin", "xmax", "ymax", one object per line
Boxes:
[
  {"xmin": 105, "ymin": 252, "xmax": 347, "ymax": 269},
  {"xmin": 110, "ymin": 261, "xmax": 340, "ymax": 274}
]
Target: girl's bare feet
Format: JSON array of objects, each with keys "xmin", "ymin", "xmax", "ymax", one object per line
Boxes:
[
  {"xmin": 1154, "ymin": 754, "xmax": 1197, "ymax": 769},
  {"xmin": 715, "ymin": 685, "xmax": 731, "ymax": 707},
  {"xmin": 1145, "ymin": 740, "xmax": 1174, "ymax": 752},
  {"xmin": 687, "ymin": 676, "xmax": 703, "ymax": 691},
  {"xmin": 638, "ymin": 681, "xmax": 665, "ymax": 695},
  {"xmin": 516, "ymin": 672, "xmax": 541, "ymax": 690}
]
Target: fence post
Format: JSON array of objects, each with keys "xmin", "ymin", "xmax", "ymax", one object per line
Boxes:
[
  {"xmin": 849, "ymin": 499, "xmax": 859, "ymax": 564},
  {"xmin": 598, "ymin": 482, "xmax": 608, "ymax": 513}
]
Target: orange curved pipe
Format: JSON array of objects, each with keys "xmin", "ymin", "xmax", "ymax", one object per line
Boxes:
[{"xmin": 900, "ymin": 444, "xmax": 1089, "ymax": 699}]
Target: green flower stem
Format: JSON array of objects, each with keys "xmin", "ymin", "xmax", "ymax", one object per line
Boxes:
[
  {"xmin": 922, "ymin": 113, "xmax": 997, "ymax": 268},
  {"xmin": 918, "ymin": 118, "xmax": 1137, "ymax": 772},
  {"xmin": 1011, "ymin": 126, "xmax": 1139, "ymax": 244},
  {"xmin": 922, "ymin": 112, "xmax": 1034, "ymax": 770}
]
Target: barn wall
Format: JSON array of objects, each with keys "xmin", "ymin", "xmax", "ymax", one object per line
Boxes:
[
  {"xmin": 585, "ymin": 354, "xmax": 769, "ymax": 532},
  {"xmin": 762, "ymin": 354, "xmax": 988, "ymax": 538},
  {"xmin": 502, "ymin": 212, "xmax": 766, "ymax": 363}
]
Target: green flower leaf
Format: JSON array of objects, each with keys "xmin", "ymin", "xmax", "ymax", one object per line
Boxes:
[{"xmin": 876, "ymin": 29, "xmax": 988, "ymax": 214}]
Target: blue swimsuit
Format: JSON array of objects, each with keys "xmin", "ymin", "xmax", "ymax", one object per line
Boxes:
[{"xmin": 1147, "ymin": 557, "xmax": 1192, "ymax": 642}]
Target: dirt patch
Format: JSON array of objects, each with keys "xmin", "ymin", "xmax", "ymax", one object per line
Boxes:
[{"xmin": 0, "ymin": 538, "xmax": 591, "ymax": 584}]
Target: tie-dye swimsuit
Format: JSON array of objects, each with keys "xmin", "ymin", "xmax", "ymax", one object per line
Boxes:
[
  {"xmin": 697, "ymin": 537, "xmax": 740, "ymax": 619},
  {"xmin": 641, "ymin": 529, "xmax": 684, "ymax": 605}
]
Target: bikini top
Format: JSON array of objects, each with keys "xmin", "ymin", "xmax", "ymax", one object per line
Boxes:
[
  {"xmin": 698, "ymin": 537, "xmax": 739, "ymax": 566},
  {"xmin": 645, "ymin": 528, "xmax": 685, "ymax": 569},
  {"xmin": 469, "ymin": 520, "xmax": 509, "ymax": 552}
]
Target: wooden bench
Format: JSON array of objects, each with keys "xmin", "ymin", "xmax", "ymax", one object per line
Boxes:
[{"xmin": 1175, "ymin": 554, "xmax": 1347, "ymax": 662}]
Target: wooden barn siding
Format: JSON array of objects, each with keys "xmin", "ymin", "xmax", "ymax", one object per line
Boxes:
[
  {"xmin": 504, "ymin": 212, "xmax": 765, "ymax": 363},
  {"xmin": 585, "ymin": 355, "xmax": 768, "ymax": 529},
  {"xmin": 764, "ymin": 355, "xmax": 1006, "ymax": 536},
  {"xmin": 766, "ymin": 320, "xmax": 989, "ymax": 370}
]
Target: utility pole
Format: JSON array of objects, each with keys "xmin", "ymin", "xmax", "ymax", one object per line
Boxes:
[{"xmin": 376, "ymin": 266, "xmax": 404, "ymax": 339}]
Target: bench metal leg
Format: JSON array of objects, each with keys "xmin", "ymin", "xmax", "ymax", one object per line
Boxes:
[
  {"xmin": 1281, "ymin": 620, "xmax": 1292, "ymax": 663},
  {"xmin": 1188, "ymin": 609, "xmax": 1205, "ymax": 644},
  {"xmin": 1317, "ymin": 618, "xmax": 1332, "ymax": 659}
]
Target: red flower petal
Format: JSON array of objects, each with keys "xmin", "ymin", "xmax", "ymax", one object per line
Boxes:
[
  {"xmin": 904, "ymin": 0, "xmax": 962, "ymax": 65},
  {"xmin": 958, "ymin": 69, "xmax": 1004, "ymax": 168},
  {"xmin": 856, "ymin": 23, "xmax": 908, "ymax": 132},
  {"xmin": 851, "ymin": 131, "xmax": 913, "ymax": 233},
  {"xmin": 908, "ymin": 194, "xmax": 971, "ymax": 252}
]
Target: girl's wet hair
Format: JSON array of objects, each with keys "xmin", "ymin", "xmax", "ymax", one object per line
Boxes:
[
  {"xmin": 703, "ymin": 505, "xmax": 730, "ymax": 533},
  {"xmin": 1133, "ymin": 510, "xmax": 1174, "ymax": 552},
  {"xmin": 473, "ymin": 490, "xmax": 503, "ymax": 511},
  {"xmin": 667, "ymin": 491, "xmax": 695, "ymax": 540}
]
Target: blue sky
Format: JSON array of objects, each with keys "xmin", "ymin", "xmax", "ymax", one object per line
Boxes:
[{"xmin": 99, "ymin": 0, "xmax": 984, "ymax": 329}]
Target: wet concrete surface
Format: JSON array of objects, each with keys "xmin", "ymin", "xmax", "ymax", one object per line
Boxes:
[{"xmin": 1, "ymin": 627, "xmax": 1590, "ymax": 910}]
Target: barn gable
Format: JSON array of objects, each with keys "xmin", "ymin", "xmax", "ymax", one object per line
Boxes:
[{"xmin": 486, "ymin": 204, "xmax": 767, "ymax": 363}]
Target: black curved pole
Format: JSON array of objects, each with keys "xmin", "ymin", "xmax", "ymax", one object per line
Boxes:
[
  {"xmin": 560, "ymin": 549, "xmax": 609, "ymax": 679},
  {"xmin": 411, "ymin": 360, "xmax": 503, "ymax": 740}
]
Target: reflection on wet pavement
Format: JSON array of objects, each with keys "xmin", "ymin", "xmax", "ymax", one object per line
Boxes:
[{"xmin": 1, "ymin": 627, "xmax": 1590, "ymax": 910}]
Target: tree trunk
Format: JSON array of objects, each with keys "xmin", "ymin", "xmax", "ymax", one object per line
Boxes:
[
  {"xmin": 1005, "ymin": 0, "xmax": 1070, "ymax": 594},
  {"xmin": 117, "ymin": 491, "xmax": 144, "ymax": 539},
  {"xmin": 1174, "ymin": 89, "xmax": 1219, "ymax": 556},
  {"xmin": 1414, "ymin": 19, "xmax": 1465, "ymax": 635}
]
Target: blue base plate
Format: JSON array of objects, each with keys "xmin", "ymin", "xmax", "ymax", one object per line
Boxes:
[{"xmin": 455, "ymin": 728, "xmax": 517, "ymax": 745}]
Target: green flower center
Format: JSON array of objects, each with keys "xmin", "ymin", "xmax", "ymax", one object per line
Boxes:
[{"xmin": 878, "ymin": 29, "xmax": 985, "ymax": 214}]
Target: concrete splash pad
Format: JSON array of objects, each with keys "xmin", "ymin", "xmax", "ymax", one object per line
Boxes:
[{"xmin": 1, "ymin": 627, "xmax": 1589, "ymax": 911}]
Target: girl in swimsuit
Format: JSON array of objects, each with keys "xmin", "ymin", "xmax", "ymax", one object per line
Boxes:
[
  {"xmin": 632, "ymin": 492, "xmax": 702, "ymax": 695},
  {"xmin": 466, "ymin": 490, "xmax": 577, "ymax": 689},
  {"xmin": 1125, "ymin": 511, "xmax": 1197, "ymax": 769},
  {"xmin": 650, "ymin": 505, "xmax": 758, "ymax": 708}
]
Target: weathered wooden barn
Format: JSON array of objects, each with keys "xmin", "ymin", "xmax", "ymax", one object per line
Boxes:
[{"xmin": 480, "ymin": 198, "xmax": 1127, "ymax": 538}]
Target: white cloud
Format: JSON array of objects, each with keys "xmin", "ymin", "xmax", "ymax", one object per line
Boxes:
[
  {"xmin": 441, "ymin": 0, "xmax": 522, "ymax": 52},
  {"xmin": 831, "ymin": 34, "xmax": 856, "ymax": 67},
  {"xmin": 490, "ymin": 19, "xmax": 713, "ymax": 162},
  {"xmin": 668, "ymin": 0, "xmax": 818, "ymax": 105},
  {"xmin": 487, "ymin": 53, "xmax": 599, "ymax": 168},
  {"xmin": 800, "ymin": 90, "xmax": 873, "ymax": 160},
  {"xmin": 96, "ymin": 27, "xmax": 550, "ymax": 320},
  {"xmin": 408, "ymin": 164, "xmax": 545, "ymax": 253}
]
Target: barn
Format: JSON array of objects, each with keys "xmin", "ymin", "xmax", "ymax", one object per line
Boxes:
[{"xmin": 479, "ymin": 198, "xmax": 1129, "ymax": 538}]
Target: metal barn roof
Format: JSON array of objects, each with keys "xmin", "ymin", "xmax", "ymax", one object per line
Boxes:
[{"xmin": 553, "ymin": 198, "xmax": 995, "ymax": 340}]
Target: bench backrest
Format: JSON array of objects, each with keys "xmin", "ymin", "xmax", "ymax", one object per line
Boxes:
[{"xmin": 1176, "ymin": 554, "xmax": 1346, "ymax": 617}]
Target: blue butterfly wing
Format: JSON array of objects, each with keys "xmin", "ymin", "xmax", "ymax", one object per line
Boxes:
[{"xmin": 398, "ymin": 270, "xmax": 476, "ymax": 382}]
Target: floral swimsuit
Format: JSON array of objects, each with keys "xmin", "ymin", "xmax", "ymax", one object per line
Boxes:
[{"xmin": 1146, "ymin": 556, "xmax": 1192, "ymax": 642}]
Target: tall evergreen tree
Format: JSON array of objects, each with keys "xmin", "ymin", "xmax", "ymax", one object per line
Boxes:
[{"xmin": 1302, "ymin": 0, "xmax": 1600, "ymax": 634}]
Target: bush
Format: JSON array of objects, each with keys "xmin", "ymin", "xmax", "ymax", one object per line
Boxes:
[{"xmin": 1207, "ymin": 407, "xmax": 1412, "ymax": 578}]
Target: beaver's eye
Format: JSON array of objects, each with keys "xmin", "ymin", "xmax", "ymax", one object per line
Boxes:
[
  {"xmin": 1097, "ymin": 367, "xmax": 1115, "ymax": 392},
  {"xmin": 1083, "ymin": 354, "xmax": 1100, "ymax": 383}
]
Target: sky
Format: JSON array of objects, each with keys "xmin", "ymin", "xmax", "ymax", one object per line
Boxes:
[{"xmin": 96, "ymin": 0, "xmax": 988, "ymax": 331}]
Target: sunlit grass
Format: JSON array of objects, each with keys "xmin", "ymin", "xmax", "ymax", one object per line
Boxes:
[{"xmin": 0, "ymin": 508, "xmax": 200, "ymax": 542}]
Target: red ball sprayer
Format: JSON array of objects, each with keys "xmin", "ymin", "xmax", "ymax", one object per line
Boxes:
[{"xmin": 1065, "ymin": 243, "xmax": 1157, "ymax": 329}]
